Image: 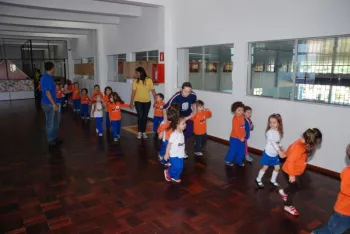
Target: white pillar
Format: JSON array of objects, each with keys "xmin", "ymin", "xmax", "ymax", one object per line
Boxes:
[
  {"xmin": 96, "ymin": 26, "xmax": 108, "ymax": 89},
  {"xmin": 66, "ymin": 39, "xmax": 74, "ymax": 80}
]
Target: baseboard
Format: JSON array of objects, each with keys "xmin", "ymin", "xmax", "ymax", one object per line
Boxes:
[{"xmin": 122, "ymin": 110, "xmax": 341, "ymax": 179}]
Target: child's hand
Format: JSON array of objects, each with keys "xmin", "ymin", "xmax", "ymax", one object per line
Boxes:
[
  {"xmin": 240, "ymin": 138, "xmax": 244, "ymax": 142},
  {"xmin": 289, "ymin": 176, "xmax": 296, "ymax": 183},
  {"xmin": 279, "ymin": 152, "xmax": 286, "ymax": 158},
  {"xmin": 164, "ymin": 154, "xmax": 169, "ymax": 161}
]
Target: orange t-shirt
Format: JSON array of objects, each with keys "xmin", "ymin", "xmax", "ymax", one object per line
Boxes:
[
  {"xmin": 81, "ymin": 95, "xmax": 90, "ymax": 104},
  {"xmin": 334, "ymin": 166, "xmax": 350, "ymax": 216},
  {"xmin": 191, "ymin": 109, "xmax": 212, "ymax": 135},
  {"xmin": 157, "ymin": 121, "xmax": 173, "ymax": 141},
  {"xmin": 67, "ymin": 84, "xmax": 73, "ymax": 93},
  {"xmin": 154, "ymin": 101, "xmax": 165, "ymax": 117},
  {"xmin": 72, "ymin": 88, "xmax": 80, "ymax": 100},
  {"xmin": 108, "ymin": 102, "xmax": 130, "ymax": 121},
  {"xmin": 56, "ymin": 89, "xmax": 63, "ymax": 99},
  {"xmin": 230, "ymin": 115, "xmax": 246, "ymax": 139},
  {"xmin": 103, "ymin": 95, "xmax": 110, "ymax": 112},
  {"xmin": 91, "ymin": 91, "xmax": 104, "ymax": 104},
  {"xmin": 282, "ymin": 139, "xmax": 307, "ymax": 177}
]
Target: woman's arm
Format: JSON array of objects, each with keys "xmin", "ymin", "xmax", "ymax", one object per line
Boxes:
[
  {"xmin": 130, "ymin": 90, "xmax": 136, "ymax": 108},
  {"xmin": 151, "ymin": 89, "xmax": 157, "ymax": 101}
]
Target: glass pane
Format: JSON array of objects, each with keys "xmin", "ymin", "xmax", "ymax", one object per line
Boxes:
[
  {"xmin": 188, "ymin": 47, "xmax": 202, "ymax": 90},
  {"xmin": 117, "ymin": 54, "xmax": 126, "ymax": 82},
  {"xmin": 203, "ymin": 44, "xmax": 233, "ymax": 93},
  {"xmin": 250, "ymin": 40, "xmax": 295, "ymax": 99},
  {"xmin": 107, "ymin": 55, "xmax": 117, "ymax": 82},
  {"xmin": 148, "ymin": 50, "xmax": 158, "ymax": 62},
  {"xmin": 136, "ymin": 51, "xmax": 147, "ymax": 61}
]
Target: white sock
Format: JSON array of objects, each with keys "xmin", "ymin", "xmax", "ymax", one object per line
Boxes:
[
  {"xmin": 271, "ymin": 170, "xmax": 279, "ymax": 183},
  {"xmin": 256, "ymin": 170, "xmax": 265, "ymax": 181}
]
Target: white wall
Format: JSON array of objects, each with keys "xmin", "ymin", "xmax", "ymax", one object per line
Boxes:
[
  {"xmin": 165, "ymin": 0, "xmax": 350, "ymax": 172},
  {"xmin": 102, "ymin": 6, "xmax": 165, "ymax": 117}
]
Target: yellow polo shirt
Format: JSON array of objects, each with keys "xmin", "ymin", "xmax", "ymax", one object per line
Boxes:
[{"xmin": 132, "ymin": 78, "xmax": 154, "ymax": 102}]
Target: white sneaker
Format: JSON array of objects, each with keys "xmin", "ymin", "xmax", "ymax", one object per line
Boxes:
[
  {"xmin": 114, "ymin": 138, "xmax": 119, "ymax": 142},
  {"xmin": 194, "ymin": 152, "xmax": 203, "ymax": 156},
  {"xmin": 142, "ymin": 133, "xmax": 148, "ymax": 139},
  {"xmin": 279, "ymin": 189, "xmax": 288, "ymax": 202},
  {"xmin": 137, "ymin": 132, "xmax": 142, "ymax": 139},
  {"xmin": 284, "ymin": 205, "xmax": 299, "ymax": 216},
  {"xmin": 96, "ymin": 129, "xmax": 98, "ymax": 133},
  {"xmin": 98, "ymin": 133, "xmax": 103, "ymax": 136}
]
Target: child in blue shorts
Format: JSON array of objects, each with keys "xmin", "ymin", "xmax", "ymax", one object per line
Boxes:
[{"xmin": 255, "ymin": 114, "xmax": 286, "ymax": 188}]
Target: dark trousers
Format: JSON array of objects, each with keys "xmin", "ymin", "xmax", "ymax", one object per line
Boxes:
[
  {"xmin": 282, "ymin": 171, "xmax": 299, "ymax": 206},
  {"xmin": 184, "ymin": 119, "xmax": 194, "ymax": 141},
  {"xmin": 134, "ymin": 101, "xmax": 151, "ymax": 133},
  {"xmin": 194, "ymin": 134, "xmax": 207, "ymax": 152}
]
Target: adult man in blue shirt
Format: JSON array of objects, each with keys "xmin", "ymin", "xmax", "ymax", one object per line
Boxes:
[
  {"xmin": 163, "ymin": 82, "xmax": 197, "ymax": 157},
  {"xmin": 41, "ymin": 62, "xmax": 62, "ymax": 146}
]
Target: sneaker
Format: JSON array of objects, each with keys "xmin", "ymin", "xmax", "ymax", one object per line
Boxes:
[
  {"xmin": 279, "ymin": 189, "xmax": 288, "ymax": 202},
  {"xmin": 158, "ymin": 155, "xmax": 162, "ymax": 161},
  {"xmin": 137, "ymin": 132, "xmax": 142, "ymax": 139},
  {"xmin": 114, "ymin": 138, "xmax": 119, "ymax": 142},
  {"xmin": 270, "ymin": 181, "xmax": 280, "ymax": 188},
  {"xmin": 237, "ymin": 163, "xmax": 245, "ymax": 167},
  {"xmin": 164, "ymin": 169, "xmax": 171, "ymax": 182},
  {"xmin": 284, "ymin": 206, "xmax": 299, "ymax": 216},
  {"xmin": 225, "ymin": 161, "xmax": 234, "ymax": 167},
  {"xmin": 184, "ymin": 152, "xmax": 188, "ymax": 158},
  {"xmin": 171, "ymin": 178, "xmax": 181, "ymax": 183},
  {"xmin": 99, "ymin": 133, "xmax": 103, "ymax": 137},
  {"xmin": 255, "ymin": 179, "xmax": 264, "ymax": 188},
  {"xmin": 142, "ymin": 133, "xmax": 148, "ymax": 139},
  {"xmin": 87, "ymin": 117, "xmax": 90, "ymax": 120},
  {"xmin": 245, "ymin": 155, "xmax": 253, "ymax": 162},
  {"xmin": 194, "ymin": 152, "xmax": 203, "ymax": 156}
]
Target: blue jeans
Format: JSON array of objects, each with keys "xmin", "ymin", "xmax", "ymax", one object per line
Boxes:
[
  {"xmin": 73, "ymin": 99, "xmax": 80, "ymax": 110},
  {"xmin": 153, "ymin": 116, "xmax": 164, "ymax": 132},
  {"xmin": 225, "ymin": 137, "xmax": 245, "ymax": 164},
  {"xmin": 105, "ymin": 112, "xmax": 110, "ymax": 129},
  {"xmin": 111, "ymin": 120, "xmax": 121, "ymax": 138},
  {"xmin": 168, "ymin": 157, "xmax": 184, "ymax": 179},
  {"xmin": 95, "ymin": 117, "xmax": 103, "ymax": 134},
  {"xmin": 42, "ymin": 103, "xmax": 59, "ymax": 143},
  {"xmin": 313, "ymin": 212, "xmax": 350, "ymax": 234},
  {"xmin": 80, "ymin": 104, "xmax": 90, "ymax": 118},
  {"xmin": 195, "ymin": 134, "xmax": 207, "ymax": 152}
]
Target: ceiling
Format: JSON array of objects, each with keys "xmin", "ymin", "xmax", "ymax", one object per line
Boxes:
[{"xmin": 0, "ymin": 0, "xmax": 163, "ymax": 43}]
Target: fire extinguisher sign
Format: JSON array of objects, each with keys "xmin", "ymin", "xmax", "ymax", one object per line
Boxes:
[{"xmin": 160, "ymin": 52, "xmax": 164, "ymax": 62}]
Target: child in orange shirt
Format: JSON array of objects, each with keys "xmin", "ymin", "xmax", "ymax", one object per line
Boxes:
[
  {"xmin": 108, "ymin": 92, "xmax": 131, "ymax": 142},
  {"xmin": 153, "ymin": 93, "xmax": 165, "ymax": 134},
  {"xmin": 103, "ymin": 86, "xmax": 113, "ymax": 130},
  {"xmin": 91, "ymin": 84, "xmax": 104, "ymax": 104},
  {"xmin": 312, "ymin": 144, "xmax": 350, "ymax": 233},
  {"xmin": 279, "ymin": 128, "xmax": 322, "ymax": 216},
  {"xmin": 224, "ymin": 101, "xmax": 246, "ymax": 167},
  {"xmin": 65, "ymin": 80, "xmax": 73, "ymax": 106},
  {"xmin": 72, "ymin": 82, "xmax": 80, "ymax": 112},
  {"xmin": 80, "ymin": 88, "xmax": 90, "ymax": 120},
  {"xmin": 191, "ymin": 100, "xmax": 212, "ymax": 156},
  {"xmin": 157, "ymin": 105, "xmax": 180, "ymax": 166},
  {"xmin": 56, "ymin": 83, "xmax": 64, "ymax": 110}
]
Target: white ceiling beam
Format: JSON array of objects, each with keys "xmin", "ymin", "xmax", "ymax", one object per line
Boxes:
[
  {"xmin": 94, "ymin": 0, "xmax": 164, "ymax": 7},
  {"xmin": 0, "ymin": 25, "xmax": 90, "ymax": 35},
  {"xmin": 0, "ymin": 16, "xmax": 100, "ymax": 30},
  {"xmin": 0, "ymin": 31, "xmax": 85, "ymax": 39},
  {"xmin": 0, "ymin": 35, "xmax": 71, "ymax": 41},
  {"xmin": 0, "ymin": 42, "xmax": 60, "ymax": 46},
  {"xmin": 0, "ymin": 5, "xmax": 120, "ymax": 25},
  {"xmin": 0, "ymin": 0, "xmax": 141, "ymax": 17}
]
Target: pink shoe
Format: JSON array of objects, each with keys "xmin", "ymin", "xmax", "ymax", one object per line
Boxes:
[
  {"xmin": 164, "ymin": 169, "xmax": 171, "ymax": 182},
  {"xmin": 284, "ymin": 205, "xmax": 299, "ymax": 216},
  {"xmin": 171, "ymin": 178, "xmax": 181, "ymax": 183},
  {"xmin": 279, "ymin": 189, "xmax": 288, "ymax": 202}
]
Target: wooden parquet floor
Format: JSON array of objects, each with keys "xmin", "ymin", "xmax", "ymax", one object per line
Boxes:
[{"xmin": 0, "ymin": 99, "xmax": 346, "ymax": 234}]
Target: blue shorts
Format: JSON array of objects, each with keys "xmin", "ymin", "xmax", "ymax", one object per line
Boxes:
[
  {"xmin": 159, "ymin": 140, "xmax": 168, "ymax": 157},
  {"xmin": 259, "ymin": 151, "xmax": 280, "ymax": 166}
]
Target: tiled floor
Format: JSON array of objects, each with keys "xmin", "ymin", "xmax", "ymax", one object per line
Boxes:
[{"xmin": 0, "ymin": 99, "xmax": 345, "ymax": 233}]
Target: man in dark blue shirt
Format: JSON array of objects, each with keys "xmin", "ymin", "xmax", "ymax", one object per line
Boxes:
[
  {"xmin": 40, "ymin": 62, "xmax": 62, "ymax": 146},
  {"xmin": 163, "ymin": 82, "xmax": 197, "ymax": 157}
]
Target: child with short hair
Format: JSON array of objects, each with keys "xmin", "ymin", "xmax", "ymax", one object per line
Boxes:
[
  {"xmin": 279, "ymin": 128, "xmax": 322, "ymax": 216},
  {"xmin": 244, "ymin": 106, "xmax": 254, "ymax": 162},
  {"xmin": 153, "ymin": 93, "xmax": 165, "ymax": 134},
  {"xmin": 80, "ymin": 88, "xmax": 90, "ymax": 119},
  {"xmin": 72, "ymin": 82, "xmax": 80, "ymax": 112},
  {"xmin": 312, "ymin": 144, "xmax": 350, "ymax": 233},
  {"xmin": 91, "ymin": 84, "xmax": 104, "ymax": 104},
  {"xmin": 108, "ymin": 92, "xmax": 131, "ymax": 142},
  {"xmin": 191, "ymin": 100, "xmax": 212, "ymax": 156},
  {"xmin": 91, "ymin": 94, "xmax": 104, "ymax": 136},
  {"xmin": 255, "ymin": 114, "xmax": 285, "ymax": 188},
  {"xmin": 224, "ymin": 101, "xmax": 246, "ymax": 167},
  {"xmin": 157, "ymin": 104, "xmax": 180, "ymax": 166},
  {"xmin": 164, "ymin": 117, "xmax": 187, "ymax": 183},
  {"xmin": 103, "ymin": 86, "xmax": 113, "ymax": 130}
]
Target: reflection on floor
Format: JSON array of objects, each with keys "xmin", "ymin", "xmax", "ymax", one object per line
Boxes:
[{"xmin": 0, "ymin": 100, "xmax": 343, "ymax": 233}]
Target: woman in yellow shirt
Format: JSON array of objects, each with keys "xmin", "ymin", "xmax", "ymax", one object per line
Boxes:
[{"xmin": 130, "ymin": 67, "xmax": 157, "ymax": 139}]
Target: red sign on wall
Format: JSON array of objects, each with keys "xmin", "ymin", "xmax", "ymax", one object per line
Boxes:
[{"xmin": 159, "ymin": 52, "xmax": 164, "ymax": 62}]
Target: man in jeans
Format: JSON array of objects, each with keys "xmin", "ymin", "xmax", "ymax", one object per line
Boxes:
[{"xmin": 41, "ymin": 62, "xmax": 62, "ymax": 146}]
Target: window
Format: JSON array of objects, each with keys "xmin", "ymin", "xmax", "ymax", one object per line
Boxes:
[
  {"xmin": 249, "ymin": 36, "xmax": 350, "ymax": 106},
  {"xmin": 107, "ymin": 54, "xmax": 127, "ymax": 82},
  {"xmin": 135, "ymin": 50, "xmax": 158, "ymax": 61},
  {"xmin": 178, "ymin": 44, "xmax": 233, "ymax": 93}
]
